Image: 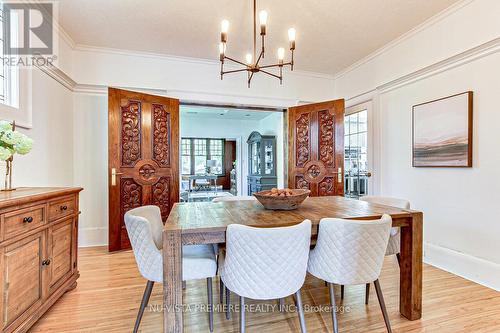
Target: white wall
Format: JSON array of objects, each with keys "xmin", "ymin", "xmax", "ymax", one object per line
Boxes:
[
  {"xmin": 12, "ymin": 68, "xmax": 74, "ymax": 188},
  {"xmin": 334, "ymin": 0, "xmax": 500, "ymax": 290},
  {"xmin": 70, "ymin": 46, "xmax": 335, "ymax": 107},
  {"xmin": 72, "ymin": 94, "xmax": 108, "ymax": 246}
]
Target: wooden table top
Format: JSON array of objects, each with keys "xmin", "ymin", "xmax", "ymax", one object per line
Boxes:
[{"xmin": 165, "ymin": 196, "xmax": 418, "ymax": 234}]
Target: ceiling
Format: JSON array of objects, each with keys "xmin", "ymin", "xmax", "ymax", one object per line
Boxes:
[
  {"xmin": 180, "ymin": 105, "xmax": 275, "ymax": 120},
  {"xmin": 58, "ymin": 0, "xmax": 460, "ymax": 75}
]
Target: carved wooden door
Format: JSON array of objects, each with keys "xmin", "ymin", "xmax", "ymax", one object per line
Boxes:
[
  {"xmin": 288, "ymin": 100, "xmax": 345, "ymax": 196},
  {"xmin": 108, "ymin": 88, "xmax": 179, "ymax": 252}
]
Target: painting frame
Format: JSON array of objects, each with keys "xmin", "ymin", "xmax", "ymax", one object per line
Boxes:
[{"xmin": 412, "ymin": 91, "xmax": 473, "ymax": 168}]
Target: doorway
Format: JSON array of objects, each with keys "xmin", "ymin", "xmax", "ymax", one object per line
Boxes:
[
  {"xmin": 344, "ymin": 101, "xmax": 372, "ymax": 198},
  {"xmin": 179, "ymin": 104, "xmax": 285, "ymax": 201}
]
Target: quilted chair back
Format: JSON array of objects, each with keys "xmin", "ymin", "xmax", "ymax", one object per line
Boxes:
[
  {"xmin": 124, "ymin": 206, "xmax": 163, "ymax": 282},
  {"xmin": 360, "ymin": 196, "xmax": 410, "ymax": 210},
  {"xmin": 222, "ymin": 220, "xmax": 312, "ymax": 300},
  {"xmin": 212, "ymin": 196, "xmax": 256, "ymax": 202},
  {"xmin": 308, "ymin": 215, "xmax": 392, "ymax": 285},
  {"xmin": 360, "ymin": 196, "xmax": 410, "ymax": 256}
]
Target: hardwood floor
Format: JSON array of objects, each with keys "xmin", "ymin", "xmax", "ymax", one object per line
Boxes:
[{"xmin": 30, "ymin": 247, "xmax": 500, "ymax": 333}]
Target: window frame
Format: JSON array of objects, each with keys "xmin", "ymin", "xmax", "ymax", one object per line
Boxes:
[
  {"xmin": 181, "ymin": 138, "xmax": 226, "ymax": 176},
  {"xmin": 0, "ymin": 3, "xmax": 30, "ymax": 128},
  {"xmin": 0, "ymin": 2, "xmax": 19, "ymax": 108}
]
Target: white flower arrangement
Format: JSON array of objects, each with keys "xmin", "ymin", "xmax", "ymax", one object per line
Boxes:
[{"xmin": 0, "ymin": 120, "xmax": 33, "ymax": 161}]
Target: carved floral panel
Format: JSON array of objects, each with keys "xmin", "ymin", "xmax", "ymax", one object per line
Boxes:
[
  {"xmin": 295, "ymin": 175, "xmax": 310, "ymax": 190},
  {"xmin": 139, "ymin": 164, "xmax": 156, "ymax": 180},
  {"xmin": 121, "ymin": 100, "xmax": 142, "ymax": 167},
  {"xmin": 318, "ymin": 110, "xmax": 334, "ymax": 167},
  {"xmin": 307, "ymin": 164, "xmax": 321, "ymax": 179},
  {"xmin": 295, "ymin": 113, "xmax": 310, "ymax": 167},
  {"xmin": 153, "ymin": 177, "xmax": 170, "ymax": 221},
  {"xmin": 120, "ymin": 178, "xmax": 142, "ymax": 221},
  {"xmin": 318, "ymin": 177, "xmax": 335, "ymax": 196},
  {"xmin": 152, "ymin": 103, "xmax": 170, "ymax": 167}
]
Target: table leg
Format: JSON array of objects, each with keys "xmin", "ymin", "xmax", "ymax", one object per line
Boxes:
[
  {"xmin": 163, "ymin": 229, "xmax": 183, "ymax": 332},
  {"xmin": 399, "ymin": 212, "xmax": 423, "ymax": 320}
]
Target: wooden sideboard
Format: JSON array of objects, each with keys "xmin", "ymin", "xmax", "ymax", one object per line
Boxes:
[{"xmin": 0, "ymin": 187, "xmax": 82, "ymax": 333}]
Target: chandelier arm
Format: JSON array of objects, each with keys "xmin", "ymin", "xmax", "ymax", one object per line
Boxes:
[
  {"xmin": 260, "ymin": 69, "xmax": 281, "ymax": 80},
  {"xmin": 222, "ymin": 68, "xmax": 250, "ymax": 75},
  {"xmin": 259, "ymin": 62, "xmax": 292, "ymax": 70},
  {"xmin": 255, "ymin": 49, "xmax": 264, "ymax": 67},
  {"xmin": 248, "ymin": 71, "xmax": 255, "ymax": 86},
  {"xmin": 224, "ymin": 56, "xmax": 249, "ymax": 67}
]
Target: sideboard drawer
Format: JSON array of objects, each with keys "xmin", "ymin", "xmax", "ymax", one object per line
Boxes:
[
  {"xmin": 3, "ymin": 204, "xmax": 46, "ymax": 240},
  {"xmin": 48, "ymin": 196, "xmax": 76, "ymax": 221}
]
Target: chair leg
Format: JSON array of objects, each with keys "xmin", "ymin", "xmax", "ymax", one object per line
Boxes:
[
  {"xmin": 207, "ymin": 278, "xmax": 214, "ymax": 333},
  {"xmin": 219, "ymin": 278, "xmax": 224, "ymax": 304},
  {"xmin": 365, "ymin": 283, "xmax": 370, "ymax": 305},
  {"xmin": 240, "ymin": 296, "xmax": 246, "ymax": 333},
  {"xmin": 295, "ymin": 290, "xmax": 307, "ymax": 333},
  {"xmin": 225, "ymin": 286, "xmax": 231, "ymax": 320},
  {"xmin": 374, "ymin": 279, "xmax": 392, "ymax": 333},
  {"xmin": 328, "ymin": 283, "xmax": 339, "ymax": 333},
  {"xmin": 340, "ymin": 285, "xmax": 344, "ymax": 300},
  {"xmin": 279, "ymin": 298, "xmax": 286, "ymax": 312},
  {"xmin": 133, "ymin": 280, "xmax": 154, "ymax": 333},
  {"xmin": 396, "ymin": 253, "xmax": 401, "ymax": 267}
]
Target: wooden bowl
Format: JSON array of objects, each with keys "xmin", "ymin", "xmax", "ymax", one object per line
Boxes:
[{"xmin": 253, "ymin": 189, "xmax": 311, "ymax": 210}]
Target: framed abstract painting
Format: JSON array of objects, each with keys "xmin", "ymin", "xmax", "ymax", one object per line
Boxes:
[{"xmin": 412, "ymin": 91, "xmax": 473, "ymax": 167}]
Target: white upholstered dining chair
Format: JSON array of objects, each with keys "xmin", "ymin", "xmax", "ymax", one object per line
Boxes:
[
  {"xmin": 125, "ymin": 206, "xmax": 217, "ymax": 333},
  {"xmin": 212, "ymin": 195, "xmax": 257, "ymax": 307},
  {"xmin": 308, "ymin": 215, "xmax": 393, "ymax": 333},
  {"xmin": 352, "ymin": 196, "xmax": 411, "ymax": 303},
  {"xmin": 221, "ymin": 220, "xmax": 312, "ymax": 333}
]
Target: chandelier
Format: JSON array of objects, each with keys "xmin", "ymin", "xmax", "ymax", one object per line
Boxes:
[{"xmin": 218, "ymin": 0, "xmax": 296, "ymax": 87}]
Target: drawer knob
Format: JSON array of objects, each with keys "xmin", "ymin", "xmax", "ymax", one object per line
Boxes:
[
  {"xmin": 60, "ymin": 205, "xmax": 68, "ymax": 211},
  {"xmin": 41, "ymin": 259, "xmax": 51, "ymax": 266},
  {"xmin": 23, "ymin": 216, "xmax": 34, "ymax": 223}
]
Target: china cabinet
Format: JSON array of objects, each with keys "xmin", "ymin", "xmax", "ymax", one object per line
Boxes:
[{"xmin": 247, "ymin": 131, "xmax": 277, "ymax": 195}]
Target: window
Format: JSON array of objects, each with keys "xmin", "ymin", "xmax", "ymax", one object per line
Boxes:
[
  {"xmin": 344, "ymin": 110, "xmax": 368, "ymax": 198},
  {"xmin": 181, "ymin": 138, "xmax": 225, "ymax": 175},
  {"xmin": 0, "ymin": 3, "xmax": 19, "ymax": 108}
]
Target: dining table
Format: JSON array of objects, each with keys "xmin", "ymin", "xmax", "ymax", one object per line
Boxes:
[{"xmin": 163, "ymin": 195, "xmax": 423, "ymax": 333}]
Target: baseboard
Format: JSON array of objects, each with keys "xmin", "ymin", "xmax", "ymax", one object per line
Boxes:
[
  {"xmin": 78, "ymin": 227, "xmax": 108, "ymax": 247},
  {"xmin": 424, "ymin": 242, "xmax": 500, "ymax": 291}
]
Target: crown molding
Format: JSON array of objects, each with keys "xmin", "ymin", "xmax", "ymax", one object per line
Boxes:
[
  {"xmin": 35, "ymin": 62, "xmax": 76, "ymax": 91},
  {"xmin": 334, "ymin": 0, "xmax": 475, "ymax": 80},
  {"xmin": 377, "ymin": 37, "xmax": 500, "ymax": 94},
  {"xmin": 56, "ymin": 24, "xmax": 77, "ymax": 49},
  {"xmin": 344, "ymin": 36, "xmax": 500, "ymax": 103}
]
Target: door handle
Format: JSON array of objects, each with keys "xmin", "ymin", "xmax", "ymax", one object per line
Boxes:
[
  {"xmin": 337, "ymin": 167, "xmax": 342, "ymax": 183},
  {"xmin": 111, "ymin": 168, "xmax": 124, "ymax": 186}
]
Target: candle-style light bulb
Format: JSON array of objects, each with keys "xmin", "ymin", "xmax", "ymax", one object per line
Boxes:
[
  {"xmin": 259, "ymin": 10, "xmax": 268, "ymax": 35},
  {"xmin": 288, "ymin": 28, "xmax": 296, "ymax": 50},
  {"xmin": 221, "ymin": 20, "xmax": 229, "ymax": 43},
  {"xmin": 245, "ymin": 53, "xmax": 253, "ymax": 65},
  {"xmin": 219, "ymin": 42, "xmax": 226, "ymax": 61},
  {"xmin": 277, "ymin": 47, "xmax": 285, "ymax": 64},
  {"xmin": 221, "ymin": 20, "xmax": 229, "ymax": 33}
]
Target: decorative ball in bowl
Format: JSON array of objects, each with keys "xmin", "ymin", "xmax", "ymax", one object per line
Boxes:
[{"xmin": 253, "ymin": 188, "xmax": 311, "ymax": 210}]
